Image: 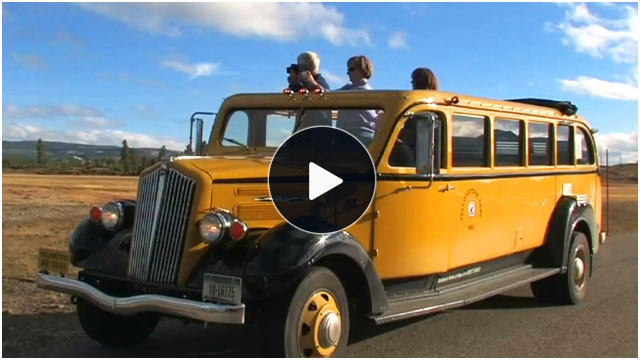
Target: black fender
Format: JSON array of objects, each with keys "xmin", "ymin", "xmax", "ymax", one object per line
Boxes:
[
  {"xmin": 69, "ymin": 200, "xmax": 136, "ymax": 270},
  {"xmin": 187, "ymin": 222, "xmax": 389, "ymax": 315},
  {"xmin": 540, "ymin": 197, "xmax": 598, "ymax": 273}
]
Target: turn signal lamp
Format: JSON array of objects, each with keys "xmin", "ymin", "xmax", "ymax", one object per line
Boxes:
[
  {"xmin": 283, "ymin": 88, "xmax": 293, "ymax": 95},
  {"xmin": 313, "ymin": 87, "xmax": 324, "ymax": 95},
  {"xmin": 229, "ymin": 220, "xmax": 247, "ymax": 241},
  {"xmin": 89, "ymin": 207, "xmax": 101, "ymax": 222},
  {"xmin": 298, "ymin": 88, "xmax": 309, "ymax": 95}
]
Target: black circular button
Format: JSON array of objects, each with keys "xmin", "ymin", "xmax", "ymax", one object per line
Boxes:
[{"xmin": 268, "ymin": 126, "xmax": 376, "ymax": 234}]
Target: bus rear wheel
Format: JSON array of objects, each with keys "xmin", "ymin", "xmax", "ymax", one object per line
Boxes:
[{"xmin": 531, "ymin": 232, "xmax": 590, "ymax": 305}]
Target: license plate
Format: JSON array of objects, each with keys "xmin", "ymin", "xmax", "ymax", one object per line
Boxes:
[
  {"xmin": 38, "ymin": 248, "xmax": 70, "ymax": 275},
  {"xmin": 203, "ymin": 274, "xmax": 242, "ymax": 305}
]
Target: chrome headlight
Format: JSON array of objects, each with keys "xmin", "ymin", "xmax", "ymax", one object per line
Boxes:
[
  {"xmin": 199, "ymin": 213, "xmax": 228, "ymax": 244},
  {"xmin": 101, "ymin": 201, "xmax": 124, "ymax": 231}
]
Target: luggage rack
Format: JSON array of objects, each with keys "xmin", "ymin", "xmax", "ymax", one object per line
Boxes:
[{"xmin": 506, "ymin": 98, "xmax": 578, "ymax": 116}]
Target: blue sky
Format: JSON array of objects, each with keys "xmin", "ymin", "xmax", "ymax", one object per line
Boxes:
[{"xmin": 2, "ymin": 2, "xmax": 638, "ymax": 163}]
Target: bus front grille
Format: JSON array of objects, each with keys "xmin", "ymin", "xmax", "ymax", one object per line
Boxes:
[{"xmin": 128, "ymin": 166, "xmax": 195, "ymax": 284}]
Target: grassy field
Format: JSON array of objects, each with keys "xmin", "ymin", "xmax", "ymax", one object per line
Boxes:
[{"xmin": 2, "ymin": 167, "xmax": 636, "ymax": 315}]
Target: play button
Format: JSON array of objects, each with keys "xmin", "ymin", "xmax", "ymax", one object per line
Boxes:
[
  {"xmin": 309, "ymin": 162, "xmax": 343, "ymax": 200},
  {"xmin": 269, "ymin": 126, "xmax": 376, "ymax": 234}
]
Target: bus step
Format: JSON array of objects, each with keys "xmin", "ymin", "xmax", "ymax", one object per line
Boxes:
[{"xmin": 373, "ymin": 265, "xmax": 559, "ymax": 324}]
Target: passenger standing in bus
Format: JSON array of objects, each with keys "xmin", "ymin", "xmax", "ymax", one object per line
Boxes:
[
  {"xmin": 287, "ymin": 51, "xmax": 330, "ymax": 92},
  {"xmin": 411, "ymin": 68, "xmax": 439, "ymax": 90},
  {"xmin": 337, "ymin": 55, "xmax": 377, "ymax": 144}
]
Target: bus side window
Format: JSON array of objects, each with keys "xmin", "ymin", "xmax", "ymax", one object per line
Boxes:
[
  {"xmin": 388, "ymin": 116, "xmax": 442, "ymax": 172},
  {"xmin": 494, "ymin": 118, "xmax": 523, "ymax": 166},
  {"xmin": 557, "ymin": 124, "xmax": 573, "ymax": 165},
  {"xmin": 528, "ymin": 122, "xmax": 552, "ymax": 166},
  {"xmin": 452, "ymin": 114, "xmax": 488, "ymax": 167},
  {"xmin": 576, "ymin": 127, "xmax": 595, "ymax": 165}
]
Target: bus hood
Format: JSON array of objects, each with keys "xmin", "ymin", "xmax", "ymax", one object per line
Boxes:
[{"xmin": 175, "ymin": 155, "xmax": 272, "ymax": 181}]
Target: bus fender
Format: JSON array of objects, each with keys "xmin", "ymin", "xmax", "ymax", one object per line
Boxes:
[
  {"xmin": 244, "ymin": 222, "xmax": 389, "ymax": 315},
  {"xmin": 69, "ymin": 200, "xmax": 136, "ymax": 271},
  {"xmin": 543, "ymin": 197, "xmax": 598, "ymax": 272}
]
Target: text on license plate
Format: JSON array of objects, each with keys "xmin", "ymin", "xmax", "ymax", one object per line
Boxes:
[
  {"xmin": 38, "ymin": 248, "xmax": 70, "ymax": 275},
  {"xmin": 203, "ymin": 274, "xmax": 242, "ymax": 305}
]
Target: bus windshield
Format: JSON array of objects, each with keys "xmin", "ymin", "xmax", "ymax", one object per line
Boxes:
[{"xmin": 220, "ymin": 108, "xmax": 385, "ymax": 150}]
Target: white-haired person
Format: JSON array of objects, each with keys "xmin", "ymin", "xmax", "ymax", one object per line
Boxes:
[{"xmin": 287, "ymin": 51, "xmax": 330, "ymax": 92}]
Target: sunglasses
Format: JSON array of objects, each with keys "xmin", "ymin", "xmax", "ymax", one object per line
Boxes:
[{"xmin": 347, "ymin": 67, "xmax": 356, "ymax": 73}]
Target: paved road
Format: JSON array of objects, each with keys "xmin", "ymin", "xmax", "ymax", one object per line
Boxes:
[{"xmin": 3, "ymin": 232, "xmax": 637, "ymax": 357}]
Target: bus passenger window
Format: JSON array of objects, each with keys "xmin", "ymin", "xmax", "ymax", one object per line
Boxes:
[
  {"xmin": 576, "ymin": 127, "xmax": 595, "ymax": 165},
  {"xmin": 494, "ymin": 118, "xmax": 522, "ymax": 166},
  {"xmin": 557, "ymin": 125, "xmax": 573, "ymax": 165},
  {"xmin": 452, "ymin": 114, "xmax": 487, "ymax": 167},
  {"xmin": 528, "ymin": 122, "xmax": 552, "ymax": 166},
  {"xmin": 389, "ymin": 117, "xmax": 441, "ymax": 171}
]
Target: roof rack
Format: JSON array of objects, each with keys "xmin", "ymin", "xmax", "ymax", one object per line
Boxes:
[{"xmin": 505, "ymin": 98, "xmax": 578, "ymax": 116}]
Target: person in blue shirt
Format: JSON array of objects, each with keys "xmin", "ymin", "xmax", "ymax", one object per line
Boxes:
[{"xmin": 336, "ymin": 55, "xmax": 378, "ymax": 145}]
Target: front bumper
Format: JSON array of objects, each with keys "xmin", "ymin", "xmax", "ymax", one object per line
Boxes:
[{"xmin": 36, "ymin": 272, "xmax": 245, "ymax": 324}]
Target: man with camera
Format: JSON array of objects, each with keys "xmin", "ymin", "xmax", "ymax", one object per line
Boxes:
[{"xmin": 287, "ymin": 51, "xmax": 330, "ymax": 92}]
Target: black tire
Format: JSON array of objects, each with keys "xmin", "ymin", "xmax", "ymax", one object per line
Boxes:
[
  {"xmin": 273, "ymin": 267, "xmax": 350, "ymax": 357},
  {"xmin": 531, "ymin": 232, "xmax": 591, "ymax": 304},
  {"xmin": 76, "ymin": 298, "xmax": 159, "ymax": 347}
]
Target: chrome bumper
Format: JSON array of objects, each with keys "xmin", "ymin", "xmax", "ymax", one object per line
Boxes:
[{"xmin": 36, "ymin": 273, "xmax": 245, "ymax": 324}]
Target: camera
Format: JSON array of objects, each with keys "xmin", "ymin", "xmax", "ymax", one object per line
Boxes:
[{"xmin": 286, "ymin": 63, "xmax": 299, "ymax": 74}]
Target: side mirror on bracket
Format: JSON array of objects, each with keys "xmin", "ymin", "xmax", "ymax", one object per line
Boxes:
[{"xmin": 189, "ymin": 112, "xmax": 215, "ymax": 156}]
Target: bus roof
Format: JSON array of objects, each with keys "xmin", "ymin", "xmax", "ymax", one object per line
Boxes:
[{"xmin": 221, "ymin": 90, "xmax": 589, "ymax": 126}]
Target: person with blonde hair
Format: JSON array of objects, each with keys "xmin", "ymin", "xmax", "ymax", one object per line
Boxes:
[
  {"xmin": 336, "ymin": 55, "xmax": 377, "ymax": 144},
  {"xmin": 411, "ymin": 67, "xmax": 439, "ymax": 90},
  {"xmin": 287, "ymin": 51, "xmax": 330, "ymax": 91}
]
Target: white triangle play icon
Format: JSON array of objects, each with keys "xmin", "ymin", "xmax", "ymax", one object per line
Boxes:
[{"xmin": 309, "ymin": 162, "xmax": 343, "ymax": 200}]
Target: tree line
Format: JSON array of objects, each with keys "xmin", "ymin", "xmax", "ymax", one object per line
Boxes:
[{"xmin": 3, "ymin": 138, "xmax": 192, "ymax": 176}]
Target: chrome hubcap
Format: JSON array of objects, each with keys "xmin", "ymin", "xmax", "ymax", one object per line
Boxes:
[
  {"xmin": 574, "ymin": 257, "xmax": 585, "ymax": 280},
  {"xmin": 573, "ymin": 247, "xmax": 587, "ymax": 290},
  {"xmin": 318, "ymin": 312, "xmax": 341, "ymax": 348}
]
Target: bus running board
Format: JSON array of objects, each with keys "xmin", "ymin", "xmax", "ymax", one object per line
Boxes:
[{"xmin": 373, "ymin": 265, "xmax": 560, "ymax": 324}]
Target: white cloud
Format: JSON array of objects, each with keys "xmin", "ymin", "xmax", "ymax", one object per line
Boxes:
[
  {"xmin": 3, "ymin": 104, "xmax": 114, "ymax": 128},
  {"xmin": 12, "ymin": 53, "xmax": 44, "ymax": 70},
  {"xmin": 4, "ymin": 104, "xmax": 101, "ymax": 118},
  {"xmin": 2, "ymin": 122, "xmax": 185, "ymax": 151},
  {"xmin": 557, "ymin": 76, "xmax": 638, "ymax": 100},
  {"xmin": 321, "ymin": 69, "xmax": 348, "ymax": 89},
  {"xmin": 78, "ymin": 3, "xmax": 370, "ymax": 46},
  {"xmin": 546, "ymin": 3, "xmax": 638, "ymax": 63},
  {"xmin": 162, "ymin": 60, "xmax": 220, "ymax": 79},
  {"xmin": 135, "ymin": 104, "xmax": 155, "ymax": 119},
  {"xmin": 53, "ymin": 30, "xmax": 84, "ymax": 48},
  {"xmin": 594, "ymin": 131, "xmax": 638, "ymax": 164},
  {"xmin": 388, "ymin": 31, "xmax": 409, "ymax": 49}
]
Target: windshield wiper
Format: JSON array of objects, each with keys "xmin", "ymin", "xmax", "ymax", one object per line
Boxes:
[{"xmin": 222, "ymin": 137, "xmax": 249, "ymax": 150}]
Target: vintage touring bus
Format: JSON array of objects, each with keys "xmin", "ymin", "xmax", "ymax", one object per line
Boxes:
[{"xmin": 37, "ymin": 89, "xmax": 605, "ymax": 357}]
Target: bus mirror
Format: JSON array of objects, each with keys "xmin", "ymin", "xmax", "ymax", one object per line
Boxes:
[
  {"xmin": 194, "ymin": 118, "xmax": 203, "ymax": 155},
  {"xmin": 415, "ymin": 113, "xmax": 436, "ymax": 175}
]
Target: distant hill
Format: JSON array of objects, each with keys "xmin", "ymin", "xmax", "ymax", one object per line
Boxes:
[{"xmin": 2, "ymin": 140, "xmax": 182, "ymax": 163}]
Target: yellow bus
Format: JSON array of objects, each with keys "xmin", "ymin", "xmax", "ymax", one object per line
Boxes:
[{"xmin": 37, "ymin": 89, "xmax": 604, "ymax": 357}]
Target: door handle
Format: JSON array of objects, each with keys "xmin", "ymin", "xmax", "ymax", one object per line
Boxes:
[{"xmin": 439, "ymin": 184, "xmax": 455, "ymax": 192}]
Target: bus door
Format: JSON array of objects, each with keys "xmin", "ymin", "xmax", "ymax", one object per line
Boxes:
[{"xmin": 373, "ymin": 111, "xmax": 453, "ymax": 279}]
